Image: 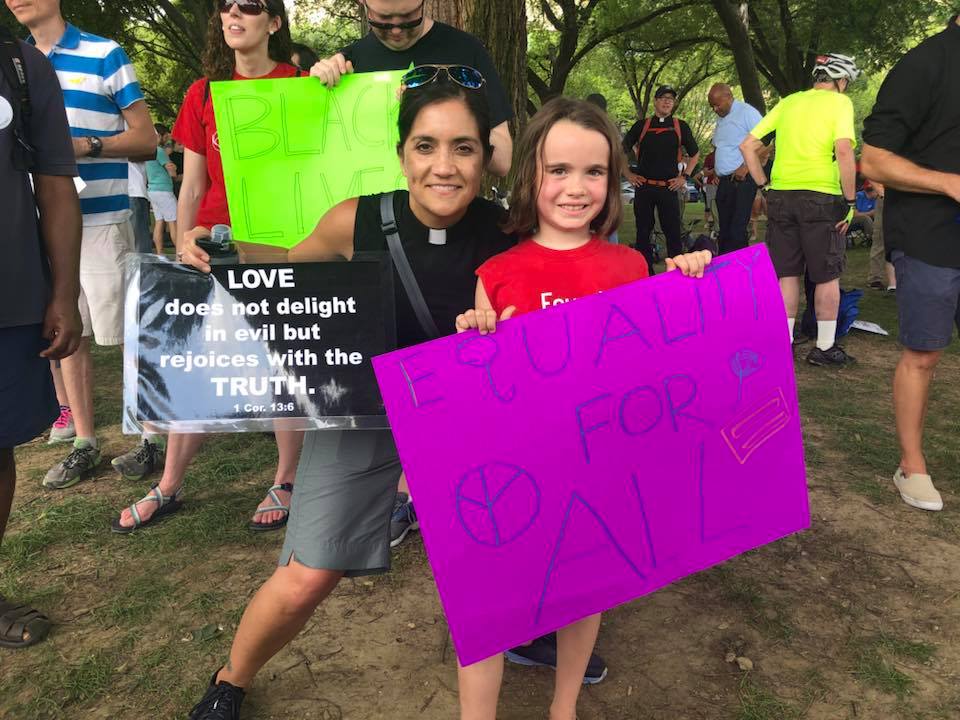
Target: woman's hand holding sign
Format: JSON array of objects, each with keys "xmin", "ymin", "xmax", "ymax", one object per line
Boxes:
[{"xmin": 178, "ymin": 226, "xmax": 213, "ymax": 274}]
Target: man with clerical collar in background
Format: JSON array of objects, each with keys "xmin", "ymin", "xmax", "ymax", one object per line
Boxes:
[{"xmin": 622, "ymin": 85, "xmax": 700, "ymax": 272}]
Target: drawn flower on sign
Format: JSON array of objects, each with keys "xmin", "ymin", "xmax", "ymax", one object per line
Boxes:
[
  {"xmin": 455, "ymin": 462, "xmax": 540, "ymax": 547},
  {"xmin": 729, "ymin": 349, "xmax": 763, "ymax": 404}
]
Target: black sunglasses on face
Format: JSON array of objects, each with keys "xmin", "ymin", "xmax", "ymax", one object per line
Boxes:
[
  {"xmin": 366, "ymin": 0, "xmax": 425, "ymax": 31},
  {"xmin": 219, "ymin": 0, "xmax": 267, "ymax": 16},
  {"xmin": 402, "ymin": 65, "xmax": 485, "ymax": 90}
]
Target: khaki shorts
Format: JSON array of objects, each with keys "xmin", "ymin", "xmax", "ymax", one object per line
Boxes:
[{"xmin": 79, "ymin": 221, "xmax": 134, "ymax": 345}]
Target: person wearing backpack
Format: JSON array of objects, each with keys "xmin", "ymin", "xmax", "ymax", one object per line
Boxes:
[
  {"xmin": 0, "ymin": 24, "xmax": 82, "ymax": 649},
  {"xmin": 622, "ymin": 85, "xmax": 700, "ymax": 272}
]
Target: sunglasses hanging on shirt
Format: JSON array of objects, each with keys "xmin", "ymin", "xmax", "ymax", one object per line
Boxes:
[{"xmin": 401, "ymin": 65, "xmax": 485, "ymax": 91}]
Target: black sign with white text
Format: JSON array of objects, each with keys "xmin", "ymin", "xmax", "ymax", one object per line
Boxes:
[{"xmin": 124, "ymin": 256, "xmax": 395, "ymax": 432}]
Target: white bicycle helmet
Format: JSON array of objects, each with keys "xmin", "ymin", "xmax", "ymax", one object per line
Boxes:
[{"xmin": 813, "ymin": 53, "xmax": 861, "ymax": 82}]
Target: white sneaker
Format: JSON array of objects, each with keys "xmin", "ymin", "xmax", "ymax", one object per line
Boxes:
[{"xmin": 893, "ymin": 469, "xmax": 943, "ymax": 511}]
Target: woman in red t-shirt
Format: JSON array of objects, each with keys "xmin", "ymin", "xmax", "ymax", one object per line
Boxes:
[{"xmin": 112, "ymin": 0, "xmax": 303, "ymax": 534}]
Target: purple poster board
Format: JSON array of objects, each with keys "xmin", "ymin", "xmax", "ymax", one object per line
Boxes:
[{"xmin": 372, "ymin": 245, "xmax": 809, "ymax": 666}]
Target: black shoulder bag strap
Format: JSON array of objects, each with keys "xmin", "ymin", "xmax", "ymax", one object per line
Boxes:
[
  {"xmin": 380, "ymin": 192, "xmax": 440, "ymax": 339},
  {"xmin": 0, "ymin": 26, "xmax": 35, "ymax": 171}
]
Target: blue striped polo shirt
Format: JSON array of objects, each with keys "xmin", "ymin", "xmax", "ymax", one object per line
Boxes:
[{"xmin": 30, "ymin": 24, "xmax": 144, "ymax": 226}]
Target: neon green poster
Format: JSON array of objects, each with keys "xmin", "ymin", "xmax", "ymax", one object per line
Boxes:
[{"xmin": 211, "ymin": 71, "xmax": 407, "ymax": 249}]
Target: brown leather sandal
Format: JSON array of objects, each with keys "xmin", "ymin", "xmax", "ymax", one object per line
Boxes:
[{"xmin": 0, "ymin": 597, "xmax": 51, "ymax": 648}]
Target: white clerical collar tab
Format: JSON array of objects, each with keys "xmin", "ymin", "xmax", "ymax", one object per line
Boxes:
[{"xmin": 428, "ymin": 228, "xmax": 447, "ymax": 245}]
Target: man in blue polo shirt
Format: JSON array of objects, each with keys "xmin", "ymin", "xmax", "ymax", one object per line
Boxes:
[
  {"xmin": 707, "ymin": 83, "xmax": 764, "ymax": 254},
  {"xmin": 7, "ymin": 0, "xmax": 156, "ymax": 490}
]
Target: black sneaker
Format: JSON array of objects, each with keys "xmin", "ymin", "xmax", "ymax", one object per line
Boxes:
[
  {"xmin": 806, "ymin": 345, "xmax": 856, "ymax": 367},
  {"xmin": 389, "ymin": 492, "xmax": 419, "ymax": 548},
  {"xmin": 504, "ymin": 633, "xmax": 608, "ymax": 684},
  {"xmin": 188, "ymin": 670, "xmax": 245, "ymax": 720}
]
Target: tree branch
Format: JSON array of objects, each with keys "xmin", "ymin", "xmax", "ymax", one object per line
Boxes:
[
  {"xmin": 539, "ymin": 0, "xmax": 562, "ymax": 30},
  {"xmin": 571, "ymin": 0, "xmax": 696, "ymax": 68}
]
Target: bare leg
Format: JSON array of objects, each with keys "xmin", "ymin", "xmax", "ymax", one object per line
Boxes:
[
  {"xmin": 59, "ymin": 338, "xmax": 94, "ymax": 439},
  {"xmin": 458, "ymin": 653, "xmax": 504, "ymax": 720},
  {"xmin": 217, "ymin": 559, "xmax": 344, "ymax": 687},
  {"xmin": 49, "ymin": 362, "xmax": 69, "ymax": 407},
  {"xmin": 894, "ymin": 348, "xmax": 941, "ymax": 476},
  {"xmin": 152, "ymin": 219, "xmax": 164, "ymax": 255},
  {"xmin": 550, "ymin": 613, "xmax": 602, "ymax": 720},
  {"xmin": 813, "ymin": 279, "xmax": 840, "ymax": 321},
  {"xmin": 251, "ymin": 429, "xmax": 304, "ymax": 526},
  {"xmin": 886, "ymin": 261, "xmax": 897, "ymax": 289},
  {"xmin": 397, "ymin": 470, "xmax": 409, "ymax": 495},
  {"xmin": 166, "ymin": 221, "xmax": 178, "ymax": 254},
  {"xmin": 116, "ymin": 432, "xmax": 205, "ymax": 528},
  {"xmin": 0, "ymin": 448, "xmax": 14, "ymax": 541},
  {"xmin": 779, "ymin": 276, "xmax": 802, "ymax": 318}
]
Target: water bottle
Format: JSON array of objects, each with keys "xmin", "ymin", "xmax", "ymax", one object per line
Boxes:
[{"xmin": 196, "ymin": 223, "xmax": 239, "ymax": 265}]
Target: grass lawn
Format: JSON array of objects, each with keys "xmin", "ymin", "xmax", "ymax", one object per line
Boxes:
[{"xmin": 2, "ymin": 201, "xmax": 959, "ymax": 719}]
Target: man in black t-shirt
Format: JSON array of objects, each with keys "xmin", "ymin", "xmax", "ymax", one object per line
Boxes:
[
  {"xmin": 622, "ymin": 86, "xmax": 699, "ymax": 271},
  {"xmin": 861, "ymin": 14, "xmax": 960, "ymax": 513},
  {"xmin": 0, "ymin": 30, "xmax": 81, "ymax": 648},
  {"xmin": 310, "ymin": 0, "xmax": 514, "ymax": 176}
]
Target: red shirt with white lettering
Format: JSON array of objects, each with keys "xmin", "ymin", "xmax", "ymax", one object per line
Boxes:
[
  {"xmin": 172, "ymin": 63, "xmax": 299, "ymax": 229},
  {"xmin": 477, "ymin": 236, "xmax": 650, "ymax": 317}
]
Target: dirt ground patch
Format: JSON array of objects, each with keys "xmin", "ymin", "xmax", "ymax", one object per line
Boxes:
[{"xmin": 2, "ymin": 246, "xmax": 959, "ymax": 719}]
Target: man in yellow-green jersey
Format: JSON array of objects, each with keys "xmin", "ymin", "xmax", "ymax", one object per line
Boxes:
[{"xmin": 741, "ymin": 53, "xmax": 860, "ymax": 366}]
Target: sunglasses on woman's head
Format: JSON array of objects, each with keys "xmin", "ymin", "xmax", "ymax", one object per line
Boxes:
[
  {"xmin": 218, "ymin": 0, "xmax": 267, "ymax": 16},
  {"xmin": 401, "ymin": 65, "xmax": 485, "ymax": 90},
  {"xmin": 366, "ymin": 0, "xmax": 424, "ymax": 31}
]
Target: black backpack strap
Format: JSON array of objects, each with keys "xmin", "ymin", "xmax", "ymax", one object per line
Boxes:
[
  {"xmin": 380, "ymin": 192, "xmax": 440, "ymax": 339},
  {"xmin": 0, "ymin": 26, "xmax": 34, "ymax": 170}
]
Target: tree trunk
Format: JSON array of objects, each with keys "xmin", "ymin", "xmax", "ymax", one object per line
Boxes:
[
  {"xmin": 428, "ymin": 0, "xmax": 526, "ymax": 137},
  {"xmin": 468, "ymin": 0, "xmax": 527, "ymax": 138},
  {"xmin": 425, "ymin": 0, "xmax": 472, "ymax": 28},
  {"xmin": 709, "ymin": 0, "xmax": 766, "ymax": 113},
  {"xmin": 426, "ymin": 0, "xmax": 526, "ymax": 185}
]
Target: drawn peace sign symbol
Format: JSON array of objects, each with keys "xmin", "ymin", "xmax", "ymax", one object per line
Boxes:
[{"xmin": 455, "ymin": 462, "xmax": 541, "ymax": 547}]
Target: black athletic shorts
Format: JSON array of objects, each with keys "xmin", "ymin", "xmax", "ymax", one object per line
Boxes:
[{"xmin": 765, "ymin": 190, "xmax": 847, "ymax": 283}]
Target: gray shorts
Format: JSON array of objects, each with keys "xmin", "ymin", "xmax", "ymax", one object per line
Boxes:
[
  {"xmin": 279, "ymin": 430, "xmax": 401, "ymax": 577},
  {"xmin": 892, "ymin": 250, "xmax": 960, "ymax": 351}
]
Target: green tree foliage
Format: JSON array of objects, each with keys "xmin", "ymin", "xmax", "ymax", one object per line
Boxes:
[
  {"xmin": 526, "ymin": 0, "xmax": 696, "ymax": 108},
  {"xmin": 288, "ymin": 0, "xmax": 363, "ymax": 59},
  {"xmin": 742, "ymin": 0, "xmax": 955, "ymax": 96}
]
